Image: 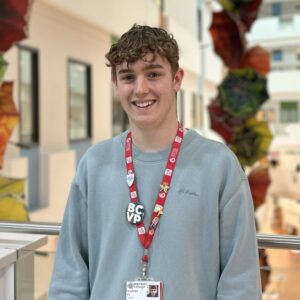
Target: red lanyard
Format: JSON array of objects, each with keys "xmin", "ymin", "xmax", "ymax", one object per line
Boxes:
[{"xmin": 125, "ymin": 124, "xmax": 184, "ymax": 264}]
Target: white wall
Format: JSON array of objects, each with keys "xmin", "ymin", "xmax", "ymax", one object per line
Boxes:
[
  {"xmin": 268, "ymin": 70, "xmax": 300, "ymax": 99},
  {"xmin": 247, "ymin": 15, "xmax": 300, "ymax": 47},
  {"xmin": 165, "ymin": 0, "xmax": 197, "ymax": 37},
  {"xmin": 167, "ymin": 18, "xmax": 200, "ymax": 77},
  {"xmin": 42, "ymin": 0, "xmax": 159, "ymax": 36}
]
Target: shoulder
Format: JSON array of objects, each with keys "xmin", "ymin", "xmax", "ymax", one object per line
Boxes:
[
  {"xmin": 184, "ymin": 129, "xmax": 247, "ymax": 181},
  {"xmin": 73, "ymin": 132, "xmax": 126, "ymax": 188},
  {"xmin": 80, "ymin": 132, "xmax": 125, "ymax": 166}
]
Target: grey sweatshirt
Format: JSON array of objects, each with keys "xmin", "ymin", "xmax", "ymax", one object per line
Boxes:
[{"xmin": 49, "ymin": 129, "xmax": 262, "ymax": 299}]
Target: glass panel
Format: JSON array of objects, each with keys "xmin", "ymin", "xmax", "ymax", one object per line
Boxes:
[
  {"xmin": 272, "ymin": 2, "xmax": 282, "ymax": 16},
  {"xmin": 279, "ymin": 16, "xmax": 294, "ymax": 29},
  {"xmin": 19, "ymin": 49, "xmax": 34, "ymax": 145},
  {"xmin": 68, "ymin": 61, "xmax": 90, "ymax": 140},
  {"xmin": 197, "ymin": 8, "xmax": 202, "ymax": 41},
  {"xmin": 280, "ymin": 102, "xmax": 299, "ymax": 123},
  {"xmin": 272, "ymin": 50, "xmax": 283, "ymax": 62}
]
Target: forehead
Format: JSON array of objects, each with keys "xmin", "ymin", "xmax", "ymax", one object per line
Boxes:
[{"xmin": 116, "ymin": 53, "xmax": 171, "ymax": 73}]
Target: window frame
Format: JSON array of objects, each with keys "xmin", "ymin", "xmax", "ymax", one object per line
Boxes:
[
  {"xmin": 18, "ymin": 45, "xmax": 39, "ymax": 146},
  {"xmin": 192, "ymin": 92, "xmax": 203, "ymax": 129},
  {"xmin": 67, "ymin": 59, "xmax": 92, "ymax": 142},
  {"xmin": 280, "ymin": 101, "xmax": 299, "ymax": 123}
]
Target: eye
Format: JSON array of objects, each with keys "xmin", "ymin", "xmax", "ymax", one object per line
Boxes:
[
  {"xmin": 120, "ymin": 74, "xmax": 135, "ymax": 82},
  {"xmin": 148, "ymin": 72, "xmax": 160, "ymax": 79}
]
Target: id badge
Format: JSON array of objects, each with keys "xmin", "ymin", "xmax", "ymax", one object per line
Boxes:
[{"xmin": 126, "ymin": 281, "xmax": 163, "ymax": 300}]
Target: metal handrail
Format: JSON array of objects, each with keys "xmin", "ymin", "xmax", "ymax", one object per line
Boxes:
[
  {"xmin": 1, "ymin": 221, "xmax": 300, "ymax": 250},
  {"xmin": 0, "ymin": 221, "xmax": 60, "ymax": 235}
]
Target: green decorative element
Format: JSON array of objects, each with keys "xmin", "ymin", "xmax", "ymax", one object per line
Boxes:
[
  {"xmin": 219, "ymin": 0, "xmax": 244, "ymax": 12},
  {"xmin": 219, "ymin": 0, "xmax": 253, "ymax": 12},
  {"xmin": 0, "ymin": 54, "xmax": 7, "ymax": 85},
  {"xmin": 219, "ymin": 68, "xmax": 269, "ymax": 120},
  {"xmin": 230, "ymin": 118, "xmax": 273, "ymax": 167},
  {"xmin": 218, "ymin": 0, "xmax": 235, "ymax": 11}
]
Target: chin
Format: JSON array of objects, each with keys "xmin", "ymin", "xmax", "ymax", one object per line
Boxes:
[{"xmin": 132, "ymin": 118, "xmax": 159, "ymax": 129}]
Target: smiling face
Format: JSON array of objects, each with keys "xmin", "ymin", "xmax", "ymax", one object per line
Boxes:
[{"xmin": 113, "ymin": 53, "xmax": 184, "ymax": 132}]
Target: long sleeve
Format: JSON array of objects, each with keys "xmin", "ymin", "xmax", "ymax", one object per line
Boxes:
[
  {"xmin": 48, "ymin": 182, "xmax": 89, "ymax": 299},
  {"xmin": 217, "ymin": 178, "xmax": 262, "ymax": 300}
]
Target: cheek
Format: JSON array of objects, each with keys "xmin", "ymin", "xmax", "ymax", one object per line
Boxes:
[{"xmin": 116, "ymin": 86, "xmax": 132, "ymax": 99}]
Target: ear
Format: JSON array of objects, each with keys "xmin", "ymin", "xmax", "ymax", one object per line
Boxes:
[{"xmin": 173, "ymin": 68, "xmax": 184, "ymax": 92}]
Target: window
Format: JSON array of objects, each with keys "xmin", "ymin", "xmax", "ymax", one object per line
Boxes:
[
  {"xmin": 177, "ymin": 90, "xmax": 185, "ymax": 126},
  {"xmin": 18, "ymin": 46, "xmax": 39, "ymax": 145},
  {"xmin": 68, "ymin": 60, "xmax": 91, "ymax": 140},
  {"xmin": 272, "ymin": 50, "xmax": 283, "ymax": 62},
  {"xmin": 256, "ymin": 108, "xmax": 275, "ymax": 122},
  {"xmin": 192, "ymin": 93, "xmax": 203, "ymax": 128},
  {"xmin": 272, "ymin": 2, "xmax": 281, "ymax": 16},
  {"xmin": 112, "ymin": 85, "xmax": 129, "ymax": 136},
  {"xmin": 280, "ymin": 102, "xmax": 299, "ymax": 123},
  {"xmin": 197, "ymin": 8, "xmax": 202, "ymax": 42},
  {"xmin": 279, "ymin": 15, "xmax": 293, "ymax": 29}
]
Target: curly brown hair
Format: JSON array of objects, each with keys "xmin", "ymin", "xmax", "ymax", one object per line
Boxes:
[{"xmin": 105, "ymin": 24, "xmax": 179, "ymax": 79}]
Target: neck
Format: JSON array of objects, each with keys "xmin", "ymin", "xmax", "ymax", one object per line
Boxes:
[{"xmin": 130, "ymin": 121, "xmax": 179, "ymax": 152}]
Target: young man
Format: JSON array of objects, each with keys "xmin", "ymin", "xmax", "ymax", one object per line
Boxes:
[{"xmin": 49, "ymin": 24, "xmax": 262, "ymax": 299}]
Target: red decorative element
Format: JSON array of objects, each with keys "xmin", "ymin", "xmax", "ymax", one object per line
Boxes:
[
  {"xmin": 208, "ymin": 98, "xmax": 241, "ymax": 144},
  {"xmin": 209, "ymin": 11, "xmax": 246, "ymax": 69},
  {"xmin": 0, "ymin": 81, "xmax": 19, "ymax": 169},
  {"xmin": 239, "ymin": 0, "xmax": 263, "ymax": 31},
  {"xmin": 248, "ymin": 166, "xmax": 271, "ymax": 210},
  {"xmin": 0, "ymin": 0, "xmax": 32, "ymax": 52},
  {"xmin": 142, "ymin": 255, "xmax": 149, "ymax": 263},
  {"xmin": 241, "ymin": 46, "xmax": 270, "ymax": 76}
]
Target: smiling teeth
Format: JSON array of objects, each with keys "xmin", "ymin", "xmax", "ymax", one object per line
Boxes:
[{"xmin": 135, "ymin": 101, "xmax": 155, "ymax": 108}]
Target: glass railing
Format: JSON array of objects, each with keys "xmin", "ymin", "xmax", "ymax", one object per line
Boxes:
[{"xmin": 1, "ymin": 221, "xmax": 300, "ymax": 299}]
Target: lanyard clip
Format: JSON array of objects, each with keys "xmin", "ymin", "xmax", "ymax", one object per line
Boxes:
[{"xmin": 141, "ymin": 249, "xmax": 149, "ymax": 280}]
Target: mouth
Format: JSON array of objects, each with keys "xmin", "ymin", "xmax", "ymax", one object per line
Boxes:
[{"xmin": 132, "ymin": 100, "xmax": 157, "ymax": 108}]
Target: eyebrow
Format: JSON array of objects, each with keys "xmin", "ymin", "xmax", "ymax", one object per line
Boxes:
[{"xmin": 117, "ymin": 63, "xmax": 164, "ymax": 75}]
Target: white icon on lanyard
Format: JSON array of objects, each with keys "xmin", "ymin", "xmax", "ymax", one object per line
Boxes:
[
  {"xmin": 175, "ymin": 136, "xmax": 182, "ymax": 143},
  {"xmin": 165, "ymin": 169, "xmax": 172, "ymax": 176},
  {"xmin": 127, "ymin": 170, "xmax": 135, "ymax": 187}
]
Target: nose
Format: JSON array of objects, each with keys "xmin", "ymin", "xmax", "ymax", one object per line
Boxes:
[{"xmin": 134, "ymin": 76, "xmax": 149, "ymax": 97}]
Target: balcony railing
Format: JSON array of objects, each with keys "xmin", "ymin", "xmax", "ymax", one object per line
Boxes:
[
  {"xmin": 1, "ymin": 221, "xmax": 300, "ymax": 249},
  {"xmin": 1, "ymin": 221, "xmax": 300, "ymax": 299}
]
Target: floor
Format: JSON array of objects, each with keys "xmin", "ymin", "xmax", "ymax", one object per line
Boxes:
[
  {"xmin": 263, "ymin": 249, "xmax": 300, "ymax": 299},
  {"xmin": 258, "ymin": 197, "xmax": 300, "ymax": 300}
]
